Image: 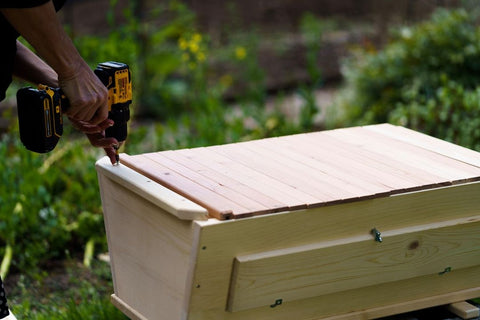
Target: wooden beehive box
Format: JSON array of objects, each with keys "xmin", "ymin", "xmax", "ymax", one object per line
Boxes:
[{"xmin": 96, "ymin": 123, "xmax": 480, "ymax": 320}]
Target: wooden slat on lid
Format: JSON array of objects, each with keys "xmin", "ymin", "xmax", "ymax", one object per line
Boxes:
[
  {"xmin": 121, "ymin": 124, "xmax": 480, "ymax": 220},
  {"xmin": 143, "ymin": 152, "xmax": 274, "ymax": 216},
  {"xmin": 287, "ymin": 132, "xmax": 449, "ymax": 190},
  {"xmin": 366, "ymin": 123, "xmax": 480, "ymax": 167},
  {"xmin": 325, "ymin": 127, "xmax": 480, "ymax": 181},
  {"xmin": 248, "ymin": 137, "xmax": 389, "ymax": 198},
  {"xmin": 281, "ymin": 133, "xmax": 418, "ymax": 191},
  {"xmin": 210, "ymin": 143, "xmax": 347, "ymax": 202},
  {"xmin": 253, "ymin": 133, "xmax": 439, "ymax": 196},
  {"xmin": 172, "ymin": 147, "xmax": 317, "ymax": 211},
  {"xmin": 121, "ymin": 154, "xmax": 244, "ymax": 219}
]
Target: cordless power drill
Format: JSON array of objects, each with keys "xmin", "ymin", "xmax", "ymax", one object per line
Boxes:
[{"xmin": 16, "ymin": 61, "xmax": 132, "ymax": 164}]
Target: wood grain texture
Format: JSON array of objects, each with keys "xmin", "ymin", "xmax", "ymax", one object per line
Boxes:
[
  {"xmin": 96, "ymin": 124, "xmax": 480, "ymax": 320},
  {"xmin": 111, "ymin": 295, "xmax": 149, "ymax": 320},
  {"xmin": 97, "ymin": 174, "xmax": 196, "ymax": 320},
  {"xmin": 188, "ymin": 182, "xmax": 480, "ymax": 317},
  {"xmin": 228, "ymin": 216, "xmax": 480, "ymax": 312},
  {"xmin": 121, "ymin": 124, "xmax": 480, "ymax": 219},
  {"xmin": 96, "ymin": 157, "xmax": 208, "ymax": 220},
  {"xmin": 366, "ymin": 123, "xmax": 480, "ymax": 168},
  {"xmin": 120, "ymin": 153, "xmax": 243, "ymax": 219}
]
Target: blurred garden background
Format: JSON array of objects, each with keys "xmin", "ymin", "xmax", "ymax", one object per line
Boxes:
[{"xmin": 0, "ymin": 0, "xmax": 480, "ymax": 318}]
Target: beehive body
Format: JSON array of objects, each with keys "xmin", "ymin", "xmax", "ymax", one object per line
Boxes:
[{"xmin": 96, "ymin": 124, "xmax": 480, "ymax": 320}]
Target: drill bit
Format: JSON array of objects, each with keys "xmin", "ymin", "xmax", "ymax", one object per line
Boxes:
[
  {"xmin": 114, "ymin": 147, "xmax": 120, "ymax": 165},
  {"xmin": 113, "ymin": 143, "xmax": 122, "ymax": 165}
]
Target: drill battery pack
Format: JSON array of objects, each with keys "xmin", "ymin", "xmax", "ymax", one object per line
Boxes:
[{"xmin": 16, "ymin": 86, "xmax": 65, "ymax": 153}]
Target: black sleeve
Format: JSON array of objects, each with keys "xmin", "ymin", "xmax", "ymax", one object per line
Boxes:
[
  {"xmin": 0, "ymin": 1, "xmax": 50, "ymax": 8},
  {"xmin": 0, "ymin": 0, "xmax": 66, "ymax": 101}
]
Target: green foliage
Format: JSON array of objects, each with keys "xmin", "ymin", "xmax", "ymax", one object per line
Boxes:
[
  {"xmin": 333, "ymin": 8, "xmax": 480, "ymax": 150},
  {"xmin": 10, "ymin": 260, "xmax": 128, "ymax": 320},
  {"xmin": 300, "ymin": 12, "xmax": 334, "ymax": 86},
  {"xmin": 390, "ymin": 79, "xmax": 480, "ymax": 150},
  {"xmin": 114, "ymin": 7, "xmax": 329, "ymax": 153},
  {"xmin": 74, "ymin": 0, "xmax": 197, "ymax": 118},
  {"xmin": 0, "ymin": 128, "xmax": 106, "ymax": 274}
]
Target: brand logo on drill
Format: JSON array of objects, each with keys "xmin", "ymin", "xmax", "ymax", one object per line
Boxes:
[{"xmin": 113, "ymin": 69, "xmax": 132, "ymax": 104}]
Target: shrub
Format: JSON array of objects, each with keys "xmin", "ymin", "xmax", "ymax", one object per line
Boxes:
[{"xmin": 333, "ymin": 8, "xmax": 480, "ymax": 150}]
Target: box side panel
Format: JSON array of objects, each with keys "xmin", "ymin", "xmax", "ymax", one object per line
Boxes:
[
  {"xmin": 189, "ymin": 267, "xmax": 480, "ymax": 320},
  {"xmin": 98, "ymin": 173, "xmax": 197, "ymax": 320},
  {"xmin": 188, "ymin": 182, "xmax": 480, "ymax": 319},
  {"xmin": 228, "ymin": 217, "xmax": 480, "ymax": 312}
]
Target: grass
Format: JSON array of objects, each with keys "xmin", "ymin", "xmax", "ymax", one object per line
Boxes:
[{"xmin": 5, "ymin": 258, "xmax": 128, "ymax": 319}]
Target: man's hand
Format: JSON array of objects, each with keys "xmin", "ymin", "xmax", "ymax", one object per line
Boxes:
[
  {"xmin": 59, "ymin": 61, "xmax": 109, "ymax": 125},
  {"xmin": 69, "ymin": 118, "xmax": 119, "ymax": 165}
]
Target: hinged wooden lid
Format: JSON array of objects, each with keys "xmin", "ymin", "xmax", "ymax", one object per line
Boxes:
[{"xmin": 121, "ymin": 124, "xmax": 480, "ymax": 220}]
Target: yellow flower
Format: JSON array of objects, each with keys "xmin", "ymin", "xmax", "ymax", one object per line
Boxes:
[
  {"xmin": 189, "ymin": 42, "xmax": 199, "ymax": 53},
  {"xmin": 197, "ymin": 52, "xmax": 206, "ymax": 62},
  {"xmin": 265, "ymin": 117, "xmax": 278, "ymax": 131},
  {"xmin": 178, "ymin": 38, "xmax": 188, "ymax": 50},
  {"xmin": 192, "ymin": 33, "xmax": 202, "ymax": 43},
  {"xmin": 235, "ymin": 46, "xmax": 247, "ymax": 60}
]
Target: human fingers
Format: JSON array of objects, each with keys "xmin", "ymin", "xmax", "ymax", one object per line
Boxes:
[
  {"xmin": 60, "ymin": 62, "xmax": 108, "ymax": 125},
  {"xmin": 85, "ymin": 133, "xmax": 118, "ymax": 149},
  {"xmin": 83, "ymin": 131, "xmax": 118, "ymax": 165},
  {"xmin": 69, "ymin": 118, "xmax": 113, "ymax": 134},
  {"xmin": 103, "ymin": 146, "xmax": 118, "ymax": 165}
]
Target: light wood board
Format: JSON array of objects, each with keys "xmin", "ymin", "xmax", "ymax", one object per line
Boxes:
[
  {"xmin": 121, "ymin": 124, "xmax": 480, "ymax": 219},
  {"xmin": 228, "ymin": 216, "xmax": 480, "ymax": 311}
]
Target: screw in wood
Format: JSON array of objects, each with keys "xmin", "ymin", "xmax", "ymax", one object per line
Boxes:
[
  {"xmin": 270, "ymin": 299, "xmax": 283, "ymax": 308},
  {"xmin": 371, "ymin": 228, "xmax": 383, "ymax": 243},
  {"xmin": 438, "ymin": 267, "xmax": 452, "ymax": 275}
]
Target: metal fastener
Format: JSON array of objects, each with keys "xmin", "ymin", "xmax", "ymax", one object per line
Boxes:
[
  {"xmin": 439, "ymin": 267, "xmax": 452, "ymax": 275},
  {"xmin": 371, "ymin": 228, "xmax": 383, "ymax": 243},
  {"xmin": 270, "ymin": 299, "xmax": 283, "ymax": 308}
]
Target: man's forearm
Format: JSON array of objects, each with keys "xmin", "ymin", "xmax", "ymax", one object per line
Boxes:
[
  {"xmin": 1, "ymin": 1, "xmax": 83, "ymax": 80},
  {"xmin": 14, "ymin": 41, "xmax": 58, "ymax": 87},
  {"xmin": 2, "ymin": 0, "xmax": 109, "ymax": 125}
]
